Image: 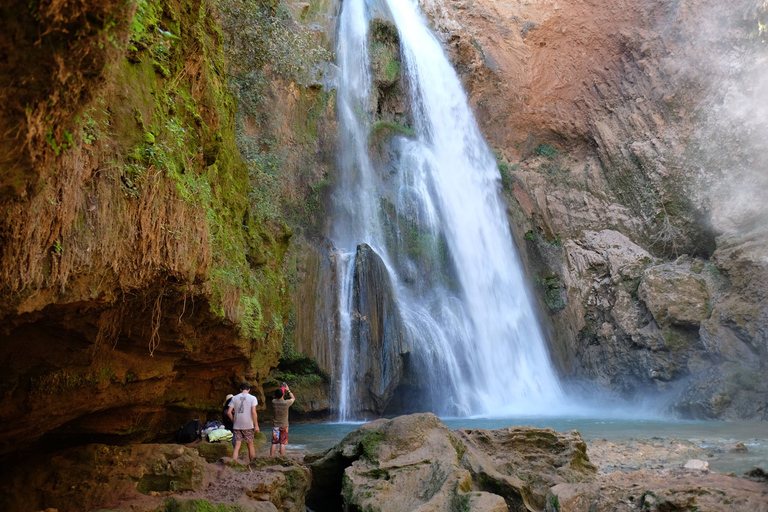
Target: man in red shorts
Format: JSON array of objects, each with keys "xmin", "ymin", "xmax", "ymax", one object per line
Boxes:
[
  {"xmin": 270, "ymin": 386, "xmax": 295, "ymax": 456},
  {"xmin": 227, "ymin": 382, "xmax": 259, "ymax": 463}
]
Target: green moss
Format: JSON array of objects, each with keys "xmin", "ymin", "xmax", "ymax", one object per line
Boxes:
[
  {"xmin": 535, "ymin": 273, "xmax": 566, "ymax": 311},
  {"xmin": 660, "ymin": 325, "xmax": 690, "ymax": 352},
  {"xmin": 450, "ymin": 435, "xmax": 467, "ymax": 460},
  {"xmin": 163, "ymin": 498, "xmax": 245, "ymax": 512},
  {"xmin": 370, "ymin": 120, "xmax": 415, "ymax": 144},
  {"xmin": 359, "ymin": 431, "xmax": 386, "ymax": 462},
  {"xmin": 30, "ymin": 366, "xmax": 114, "ymax": 394},
  {"xmin": 548, "ymin": 493, "xmax": 561, "ymax": 511}
]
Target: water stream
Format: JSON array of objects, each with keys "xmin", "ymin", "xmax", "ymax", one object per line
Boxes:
[{"xmin": 331, "ymin": 0, "xmax": 563, "ymax": 419}]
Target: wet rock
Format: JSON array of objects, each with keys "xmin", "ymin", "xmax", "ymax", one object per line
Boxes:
[
  {"xmin": 745, "ymin": 467, "xmax": 768, "ymax": 483},
  {"xmin": 308, "ymin": 413, "xmax": 596, "ymax": 512},
  {"xmin": 715, "ymin": 442, "xmax": 748, "ymax": 453},
  {"xmin": 350, "ymin": 243, "xmax": 408, "ymax": 414}
]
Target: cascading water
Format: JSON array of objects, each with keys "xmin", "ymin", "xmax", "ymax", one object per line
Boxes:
[{"xmin": 332, "ymin": 0, "xmax": 564, "ymax": 420}]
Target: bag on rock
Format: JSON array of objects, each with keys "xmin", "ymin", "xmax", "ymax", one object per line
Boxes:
[{"xmin": 176, "ymin": 419, "xmax": 201, "ymax": 443}]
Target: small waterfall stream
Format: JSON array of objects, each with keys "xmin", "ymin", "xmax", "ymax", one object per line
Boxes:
[{"xmin": 331, "ymin": 0, "xmax": 564, "ymax": 420}]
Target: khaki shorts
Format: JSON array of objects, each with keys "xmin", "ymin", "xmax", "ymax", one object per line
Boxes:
[
  {"xmin": 271, "ymin": 426, "xmax": 289, "ymax": 445},
  {"xmin": 233, "ymin": 429, "xmax": 254, "ymax": 443}
]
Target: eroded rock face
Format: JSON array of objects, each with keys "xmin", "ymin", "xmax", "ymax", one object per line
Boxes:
[
  {"xmin": 638, "ymin": 265, "xmax": 711, "ymax": 328},
  {"xmin": 308, "ymin": 413, "xmax": 597, "ymax": 512},
  {"xmin": 350, "ymin": 243, "xmax": 408, "ymax": 414},
  {"xmin": 417, "ymin": 0, "xmax": 768, "ymax": 418},
  {"xmin": 0, "ymin": 444, "xmax": 310, "ymax": 512}
]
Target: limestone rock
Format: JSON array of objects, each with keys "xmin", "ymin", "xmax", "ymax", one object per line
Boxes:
[
  {"xmin": 0, "ymin": 444, "xmax": 310, "ymax": 512},
  {"xmin": 638, "ymin": 264, "xmax": 711, "ymax": 327},
  {"xmin": 548, "ymin": 467, "xmax": 768, "ymax": 512},
  {"xmin": 350, "ymin": 243, "xmax": 408, "ymax": 414},
  {"xmin": 308, "ymin": 413, "xmax": 596, "ymax": 512},
  {"xmin": 197, "ymin": 440, "xmax": 234, "ymax": 462},
  {"xmin": 0, "ymin": 444, "xmax": 207, "ymax": 512},
  {"xmin": 683, "ymin": 459, "xmax": 710, "ymax": 470},
  {"xmin": 715, "ymin": 442, "xmax": 748, "ymax": 453}
]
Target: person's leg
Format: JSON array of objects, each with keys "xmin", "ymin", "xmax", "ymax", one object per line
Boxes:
[
  {"xmin": 279, "ymin": 427, "xmax": 288, "ymax": 456},
  {"xmin": 233, "ymin": 440, "xmax": 242, "ymax": 462},
  {"xmin": 270, "ymin": 427, "xmax": 279, "ymax": 457},
  {"xmin": 247, "ymin": 440, "xmax": 255, "ymax": 461}
]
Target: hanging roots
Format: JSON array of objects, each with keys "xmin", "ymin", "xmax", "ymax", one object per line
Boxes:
[{"xmin": 149, "ymin": 291, "xmax": 164, "ymax": 356}]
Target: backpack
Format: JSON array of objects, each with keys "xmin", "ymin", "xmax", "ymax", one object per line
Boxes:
[{"xmin": 176, "ymin": 419, "xmax": 201, "ymax": 443}]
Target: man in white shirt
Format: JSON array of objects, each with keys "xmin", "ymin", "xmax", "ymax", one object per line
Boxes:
[{"xmin": 227, "ymin": 382, "xmax": 260, "ymax": 463}]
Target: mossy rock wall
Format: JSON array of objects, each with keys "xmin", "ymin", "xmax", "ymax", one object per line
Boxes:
[{"xmin": 0, "ymin": 0, "xmax": 294, "ymax": 454}]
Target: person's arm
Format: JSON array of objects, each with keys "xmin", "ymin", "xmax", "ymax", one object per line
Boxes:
[
  {"xmin": 287, "ymin": 390, "xmax": 295, "ymax": 405},
  {"xmin": 228, "ymin": 406, "xmax": 234, "ymax": 422},
  {"xmin": 251, "ymin": 405, "xmax": 259, "ymax": 432}
]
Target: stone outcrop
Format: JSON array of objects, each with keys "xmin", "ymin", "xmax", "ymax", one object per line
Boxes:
[
  {"xmin": 308, "ymin": 413, "xmax": 597, "ymax": 512},
  {"xmin": 0, "ymin": 443, "xmax": 310, "ymax": 512},
  {"xmin": 351, "ymin": 243, "xmax": 408, "ymax": 414},
  {"xmin": 0, "ymin": 0, "xmax": 338, "ymax": 454},
  {"xmin": 309, "ymin": 414, "xmax": 768, "ymax": 512}
]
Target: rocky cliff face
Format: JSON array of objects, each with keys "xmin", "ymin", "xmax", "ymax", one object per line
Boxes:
[
  {"xmin": 0, "ymin": 0, "xmax": 340, "ymax": 453},
  {"xmin": 408, "ymin": 0, "xmax": 768, "ymax": 419}
]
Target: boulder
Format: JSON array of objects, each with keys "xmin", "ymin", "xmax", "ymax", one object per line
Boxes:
[
  {"xmin": 638, "ymin": 264, "xmax": 711, "ymax": 328},
  {"xmin": 308, "ymin": 413, "xmax": 597, "ymax": 512},
  {"xmin": 197, "ymin": 440, "xmax": 234, "ymax": 462},
  {"xmin": 715, "ymin": 442, "xmax": 748, "ymax": 453},
  {"xmin": 683, "ymin": 459, "xmax": 710, "ymax": 470}
]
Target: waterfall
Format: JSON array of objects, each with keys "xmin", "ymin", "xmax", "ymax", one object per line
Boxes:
[{"xmin": 331, "ymin": 0, "xmax": 564, "ymax": 420}]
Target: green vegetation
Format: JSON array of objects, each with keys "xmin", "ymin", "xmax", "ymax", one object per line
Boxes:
[
  {"xmin": 494, "ymin": 150, "xmax": 519, "ymax": 190},
  {"xmin": 30, "ymin": 366, "xmax": 114, "ymax": 394},
  {"xmin": 660, "ymin": 326, "xmax": 690, "ymax": 352},
  {"xmin": 535, "ymin": 273, "xmax": 566, "ymax": 311},
  {"xmin": 450, "ymin": 435, "xmax": 467, "ymax": 460},
  {"xmin": 359, "ymin": 431, "xmax": 386, "ymax": 462},
  {"xmin": 265, "ymin": 339, "xmax": 331, "ymax": 388},
  {"xmin": 219, "ymin": 0, "xmax": 332, "ymax": 83},
  {"xmin": 533, "ymin": 143, "xmax": 560, "ymax": 159},
  {"xmin": 163, "ymin": 498, "xmax": 245, "ymax": 512}
]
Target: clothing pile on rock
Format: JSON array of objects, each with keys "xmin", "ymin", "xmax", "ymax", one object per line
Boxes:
[{"xmin": 202, "ymin": 420, "xmax": 232, "ymax": 442}]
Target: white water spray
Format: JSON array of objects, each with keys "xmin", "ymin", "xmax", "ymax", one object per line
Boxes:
[{"xmin": 332, "ymin": 0, "xmax": 564, "ymax": 420}]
